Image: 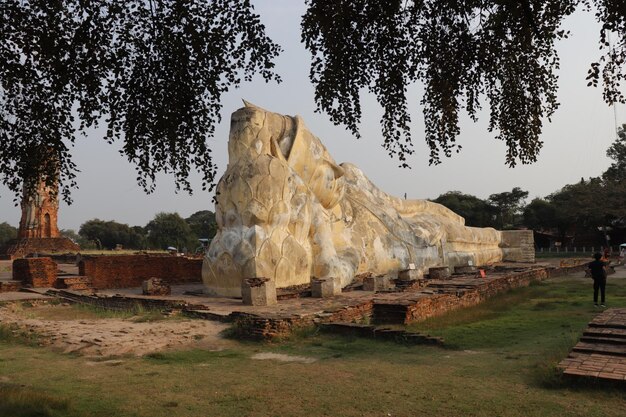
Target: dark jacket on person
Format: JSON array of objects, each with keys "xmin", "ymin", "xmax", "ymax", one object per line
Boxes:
[{"xmin": 588, "ymin": 259, "xmax": 607, "ymax": 280}]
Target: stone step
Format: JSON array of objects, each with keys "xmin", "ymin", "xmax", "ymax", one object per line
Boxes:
[
  {"xmin": 583, "ymin": 328, "xmax": 626, "ymax": 339},
  {"xmin": 580, "ymin": 335, "xmax": 626, "ymax": 345},
  {"xmin": 54, "ymin": 276, "xmax": 93, "ymax": 291},
  {"xmin": 588, "ymin": 322, "xmax": 626, "ymax": 330},
  {"xmin": 0, "ymin": 280, "xmax": 23, "ymax": 293},
  {"xmin": 319, "ymin": 322, "xmax": 443, "ymax": 345},
  {"xmin": 183, "ymin": 309, "xmax": 232, "ymax": 322},
  {"xmin": 572, "ymin": 341, "xmax": 626, "ymax": 357},
  {"xmin": 372, "ymin": 303, "xmax": 409, "ymax": 324}
]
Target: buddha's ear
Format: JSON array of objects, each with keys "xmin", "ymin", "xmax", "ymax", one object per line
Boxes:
[{"xmin": 242, "ymin": 99, "xmax": 265, "ymax": 110}]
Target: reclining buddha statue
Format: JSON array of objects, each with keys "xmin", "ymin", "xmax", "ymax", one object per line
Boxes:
[{"xmin": 202, "ymin": 102, "xmax": 530, "ymax": 297}]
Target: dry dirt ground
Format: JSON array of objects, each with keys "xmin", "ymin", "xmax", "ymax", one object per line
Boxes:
[{"xmin": 0, "ymin": 301, "xmax": 234, "ymax": 357}]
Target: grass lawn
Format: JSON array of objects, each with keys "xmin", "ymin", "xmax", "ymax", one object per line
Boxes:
[{"xmin": 1, "ymin": 271, "xmax": 625, "ymax": 417}]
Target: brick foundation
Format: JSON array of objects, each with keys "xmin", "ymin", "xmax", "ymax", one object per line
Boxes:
[
  {"xmin": 79, "ymin": 254, "xmax": 202, "ymax": 289},
  {"xmin": 12, "ymin": 257, "xmax": 57, "ymax": 287},
  {"xmin": 3, "ymin": 238, "xmax": 80, "ymax": 259}
]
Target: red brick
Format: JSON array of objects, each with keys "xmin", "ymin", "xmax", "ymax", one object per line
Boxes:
[
  {"xmin": 12, "ymin": 257, "xmax": 57, "ymax": 287},
  {"xmin": 79, "ymin": 254, "xmax": 202, "ymax": 289}
]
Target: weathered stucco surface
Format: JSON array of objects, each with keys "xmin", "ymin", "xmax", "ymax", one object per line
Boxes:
[{"xmin": 203, "ymin": 103, "xmax": 509, "ymax": 297}]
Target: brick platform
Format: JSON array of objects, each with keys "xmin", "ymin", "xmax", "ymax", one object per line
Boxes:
[
  {"xmin": 559, "ymin": 308, "xmax": 626, "ymax": 382},
  {"xmin": 3, "ymin": 238, "xmax": 80, "ymax": 259},
  {"xmin": 44, "ymin": 262, "xmax": 589, "ymax": 340}
]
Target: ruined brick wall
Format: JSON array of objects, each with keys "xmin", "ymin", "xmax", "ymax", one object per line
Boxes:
[
  {"xmin": 12, "ymin": 257, "xmax": 57, "ymax": 287},
  {"xmin": 400, "ymin": 268, "xmax": 551, "ymax": 324},
  {"xmin": 79, "ymin": 255, "xmax": 202, "ymax": 289},
  {"xmin": 501, "ymin": 230, "xmax": 535, "ymax": 263}
]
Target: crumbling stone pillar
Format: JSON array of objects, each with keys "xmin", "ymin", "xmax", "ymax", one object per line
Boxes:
[
  {"xmin": 398, "ymin": 269, "xmax": 423, "ymax": 281},
  {"xmin": 311, "ymin": 277, "xmax": 341, "ymax": 298},
  {"xmin": 363, "ymin": 275, "xmax": 393, "ymax": 292},
  {"xmin": 241, "ymin": 278, "xmax": 277, "ymax": 306},
  {"xmin": 142, "ymin": 277, "xmax": 171, "ymax": 296},
  {"xmin": 429, "ymin": 266, "xmax": 451, "ymax": 280}
]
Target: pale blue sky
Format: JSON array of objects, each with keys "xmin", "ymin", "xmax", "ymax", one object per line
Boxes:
[{"xmin": 1, "ymin": 1, "xmax": 624, "ymax": 231}]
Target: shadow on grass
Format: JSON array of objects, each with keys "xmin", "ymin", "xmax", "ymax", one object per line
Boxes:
[
  {"xmin": 144, "ymin": 349, "xmax": 245, "ymax": 365},
  {"xmin": 0, "ymin": 324, "xmax": 40, "ymax": 347},
  {"xmin": 0, "ymin": 384, "xmax": 70, "ymax": 417}
]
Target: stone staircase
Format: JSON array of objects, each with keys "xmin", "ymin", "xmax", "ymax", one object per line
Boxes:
[
  {"xmin": 560, "ymin": 308, "xmax": 626, "ymax": 381},
  {"xmin": 320, "ymin": 322, "xmax": 443, "ymax": 345},
  {"xmin": 54, "ymin": 274, "xmax": 93, "ymax": 291}
]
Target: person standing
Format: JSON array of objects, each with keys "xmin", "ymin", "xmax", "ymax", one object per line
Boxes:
[{"xmin": 587, "ymin": 252, "xmax": 608, "ymax": 307}]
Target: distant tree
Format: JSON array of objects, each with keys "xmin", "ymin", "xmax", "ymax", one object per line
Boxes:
[
  {"xmin": 129, "ymin": 226, "xmax": 148, "ymax": 249},
  {"xmin": 78, "ymin": 219, "xmax": 146, "ymax": 250},
  {"xmin": 61, "ymin": 229, "xmax": 97, "ymax": 250},
  {"xmin": 185, "ymin": 210, "xmax": 217, "ymax": 239},
  {"xmin": 542, "ymin": 178, "xmax": 612, "ymax": 244},
  {"xmin": 432, "ymin": 191, "xmax": 497, "ymax": 228},
  {"xmin": 145, "ymin": 212, "xmax": 196, "ymax": 251},
  {"xmin": 60, "ymin": 228, "xmax": 80, "ymax": 243},
  {"xmin": 522, "ymin": 199, "xmax": 559, "ymax": 231},
  {"xmin": 0, "ymin": 222, "xmax": 17, "ymax": 245},
  {"xmin": 488, "ymin": 187, "xmax": 529, "ymax": 229},
  {"xmin": 603, "ymin": 124, "xmax": 626, "ymax": 183}
]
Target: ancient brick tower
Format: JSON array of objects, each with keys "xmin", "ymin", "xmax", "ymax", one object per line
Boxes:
[
  {"xmin": 1, "ymin": 178, "xmax": 80, "ymax": 259},
  {"xmin": 18, "ymin": 180, "xmax": 60, "ymax": 239}
]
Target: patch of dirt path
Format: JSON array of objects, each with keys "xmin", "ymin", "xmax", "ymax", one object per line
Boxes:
[{"xmin": 0, "ymin": 303, "xmax": 232, "ymax": 357}]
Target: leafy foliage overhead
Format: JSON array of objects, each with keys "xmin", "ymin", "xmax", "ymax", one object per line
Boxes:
[
  {"xmin": 1, "ymin": 0, "xmax": 624, "ymax": 204},
  {"xmin": 302, "ymin": 0, "xmax": 626, "ymax": 167},
  {"xmin": 0, "ymin": 0, "xmax": 281, "ymax": 203}
]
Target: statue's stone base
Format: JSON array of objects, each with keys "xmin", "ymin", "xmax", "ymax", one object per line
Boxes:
[
  {"xmin": 363, "ymin": 275, "xmax": 394, "ymax": 292},
  {"xmin": 2, "ymin": 238, "xmax": 80, "ymax": 259},
  {"xmin": 311, "ymin": 277, "xmax": 341, "ymax": 298},
  {"xmin": 454, "ymin": 265, "xmax": 477, "ymax": 274},
  {"xmin": 429, "ymin": 267, "xmax": 451, "ymax": 280},
  {"xmin": 398, "ymin": 269, "xmax": 423, "ymax": 281},
  {"xmin": 242, "ymin": 278, "xmax": 277, "ymax": 306}
]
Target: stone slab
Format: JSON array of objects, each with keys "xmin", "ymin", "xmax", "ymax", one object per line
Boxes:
[
  {"xmin": 242, "ymin": 278, "xmax": 277, "ymax": 306},
  {"xmin": 363, "ymin": 275, "xmax": 393, "ymax": 292},
  {"xmin": 311, "ymin": 277, "xmax": 341, "ymax": 298},
  {"xmin": 429, "ymin": 266, "xmax": 451, "ymax": 280},
  {"xmin": 398, "ymin": 269, "xmax": 423, "ymax": 281}
]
